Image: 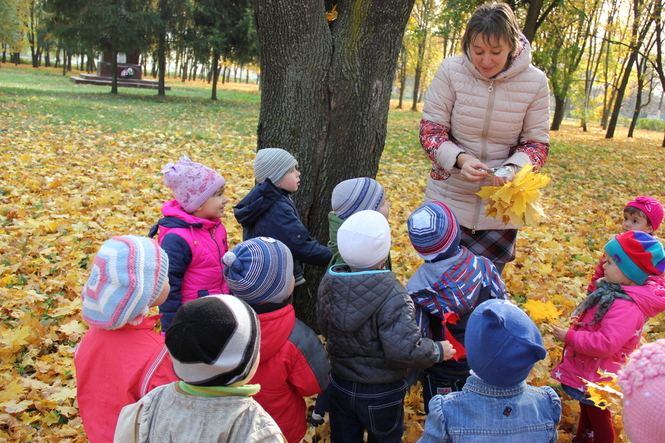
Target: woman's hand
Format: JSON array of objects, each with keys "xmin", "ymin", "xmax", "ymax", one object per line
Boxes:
[{"xmin": 457, "ymin": 154, "xmax": 489, "ymax": 183}]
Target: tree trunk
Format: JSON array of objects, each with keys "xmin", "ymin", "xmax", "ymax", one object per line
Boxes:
[
  {"xmin": 251, "ymin": 0, "xmax": 415, "ymax": 329},
  {"xmin": 158, "ymin": 24, "xmax": 167, "ymax": 96},
  {"xmin": 550, "ymin": 95, "xmax": 566, "ymax": 130},
  {"xmin": 522, "ymin": 0, "xmax": 544, "ymax": 42},
  {"xmin": 211, "ymin": 51, "xmax": 220, "ymax": 100}
]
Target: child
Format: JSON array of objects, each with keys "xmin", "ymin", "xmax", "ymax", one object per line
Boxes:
[
  {"xmin": 418, "ymin": 299, "xmax": 561, "ymax": 443},
  {"xmin": 148, "ymin": 156, "xmax": 230, "ymax": 331},
  {"xmin": 406, "ymin": 201, "xmax": 508, "ymax": 411},
  {"xmin": 317, "ymin": 210, "xmax": 455, "ymax": 443},
  {"xmin": 588, "ymin": 196, "xmax": 663, "ymax": 292},
  {"xmin": 234, "ymin": 148, "xmax": 332, "ymax": 285},
  {"xmin": 74, "ymin": 235, "xmax": 178, "ymax": 443},
  {"xmin": 618, "ymin": 339, "xmax": 665, "ymax": 443},
  {"xmin": 328, "ymin": 177, "xmax": 390, "ymax": 267},
  {"xmin": 551, "ymin": 230, "xmax": 665, "ymax": 443},
  {"xmin": 114, "ymin": 294, "xmax": 286, "ymax": 443},
  {"xmin": 222, "ymin": 237, "xmax": 331, "ymax": 443}
]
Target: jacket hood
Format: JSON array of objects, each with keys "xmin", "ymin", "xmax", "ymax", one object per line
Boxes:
[
  {"xmin": 160, "ymin": 199, "xmax": 220, "ymax": 229},
  {"xmin": 464, "ymin": 33, "xmax": 532, "ymax": 83},
  {"xmin": 253, "ymin": 303, "xmax": 295, "ymax": 362},
  {"xmin": 625, "ymin": 276, "xmax": 665, "ymax": 318},
  {"xmin": 324, "ymin": 266, "xmax": 396, "ymax": 333},
  {"xmin": 234, "ymin": 181, "xmax": 288, "ymax": 227}
]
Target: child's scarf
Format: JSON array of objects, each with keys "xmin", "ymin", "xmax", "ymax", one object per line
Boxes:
[{"xmin": 571, "ymin": 279, "xmax": 634, "ymax": 325}]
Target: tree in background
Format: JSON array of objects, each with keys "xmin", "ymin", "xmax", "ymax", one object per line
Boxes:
[
  {"xmin": 250, "ymin": 0, "xmax": 415, "ymax": 327},
  {"xmin": 0, "ymin": 0, "xmax": 21, "ymax": 63}
]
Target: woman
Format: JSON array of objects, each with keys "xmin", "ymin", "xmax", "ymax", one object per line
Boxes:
[{"xmin": 420, "ymin": 2, "xmax": 550, "ymax": 274}]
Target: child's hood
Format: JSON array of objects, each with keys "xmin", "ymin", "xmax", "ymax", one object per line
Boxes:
[
  {"xmin": 160, "ymin": 199, "xmax": 220, "ymax": 228},
  {"xmin": 325, "ymin": 268, "xmax": 395, "ymax": 333},
  {"xmin": 625, "ymin": 276, "xmax": 665, "ymax": 318},
  {"xmin": 233, "ymin": 180, "xmax": 285, "ymax": 227}
]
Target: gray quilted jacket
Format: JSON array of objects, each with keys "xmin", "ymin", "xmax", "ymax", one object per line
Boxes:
[{"xmin": 317, "ymin": 265, "xmax": 439, "ymax": 384}]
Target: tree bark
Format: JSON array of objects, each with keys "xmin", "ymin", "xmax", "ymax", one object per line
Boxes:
[
  {"xmin": 550, "ymin": 96, "xmax": 566, "ymax": 131},
  {"xmin": 251, "ymin": 0, "xmax": 415, "ymax": 329}
]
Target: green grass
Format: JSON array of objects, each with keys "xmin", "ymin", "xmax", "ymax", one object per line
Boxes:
[{"xmin": 0, "ymin": 66, "xmax": 261, "ymax": 139}]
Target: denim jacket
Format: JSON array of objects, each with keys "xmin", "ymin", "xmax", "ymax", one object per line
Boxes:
[{"xmin": 418, "ymin": 375, "xmax": 561, "ymax": 443}]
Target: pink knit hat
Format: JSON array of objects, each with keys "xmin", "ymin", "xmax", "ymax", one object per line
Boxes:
[
  {"xmin": 625, "ymin": 196, "xmax": 664, "ymax": 232},
  {"xmin": 162, "ymin": 156, "xmax": 226, "ymax": 213},
  {"xmin": 618, "ymin": 339, "xmax": 665, "ymax": 443}
]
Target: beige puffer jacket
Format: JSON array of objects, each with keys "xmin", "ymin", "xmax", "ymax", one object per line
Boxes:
[{"xmin": 422, "ymin": 37, "xmax": 550, "ymax": 231}]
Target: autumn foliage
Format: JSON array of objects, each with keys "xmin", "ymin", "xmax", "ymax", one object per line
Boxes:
[{"xmin": 1, "ymin": 67, "xmax": 665, "ymax": 442}]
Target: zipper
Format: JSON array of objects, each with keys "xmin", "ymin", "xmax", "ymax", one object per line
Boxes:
[
  {"xmin": 473, "ymin": 78, "xmax": 496, "ymax": 230},
  {"xmin": 210, "ymin": 227, "xmax": 224, "ymax": 290}
]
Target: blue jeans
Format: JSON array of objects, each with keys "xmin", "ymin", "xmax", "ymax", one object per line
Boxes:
[{"xmin": 327, "ymin": 372, "xmax": 408, "ymax": 443}]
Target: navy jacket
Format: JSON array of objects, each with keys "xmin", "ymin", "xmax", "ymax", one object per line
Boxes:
[{"xmin": 234, "ymin": 180, "xmax": 332, "ymax": 279}]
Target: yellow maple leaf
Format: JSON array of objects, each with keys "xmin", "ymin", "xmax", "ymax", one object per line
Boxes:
[
  {"xmin": 476, "ymin": 164, "xmax": 550, "ymax": 226},
  {"xmin": 523, "ymin": 299, "xmax": 563, "ymax": 323},
  {"xmin": 326, "ymin": 4, "xmax": 338, "ymax": 22}
]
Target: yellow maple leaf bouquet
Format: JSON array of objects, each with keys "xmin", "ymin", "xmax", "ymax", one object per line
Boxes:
[{"xmin": 476, "ymin": 164, "xmax": 550, "ymax": 226}]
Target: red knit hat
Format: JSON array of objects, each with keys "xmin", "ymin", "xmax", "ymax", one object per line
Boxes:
[
  {"xmin": 625, "ymin": 196, "xmax": 664, "ymax": 232},
  {"xmin": 604, "ymin": 231, "xmax": 665, "ymax": 285}
]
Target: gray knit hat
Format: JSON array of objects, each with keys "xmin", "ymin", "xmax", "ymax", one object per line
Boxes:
[
  {"xmin": 254, "ymin": 148, "xmax": 297, "ymax": 186},
  {"xmin": 165, "ymin": 294, "xmax": 260, "ymax": 387},
  {"xmin": 332, "ymin": 178, "xmax": 386, "ymax": 220}
]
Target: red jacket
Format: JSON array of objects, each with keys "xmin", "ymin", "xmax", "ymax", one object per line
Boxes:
[
  {"xmin": 74, "ymin": 316, "xmax": 178, "ymax": 443},
  {"xmin": 552, "ymin": 277, "xmax": 665, "ymax": 392},
  {"xmin": 249, "ymin": 303, "xmax": 330, "ymax": 443}
]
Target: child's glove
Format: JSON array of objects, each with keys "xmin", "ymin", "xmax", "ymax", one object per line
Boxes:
[{"xmin": 309, "ymin": 411, "xmax": 325, "ymax": 427}]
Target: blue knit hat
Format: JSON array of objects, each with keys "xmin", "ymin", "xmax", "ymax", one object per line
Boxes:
[
  {"xmin": 604, "ymin": 231, "xmax": 665, "ymax": 285},
  {"xmin": 254, "ymin": 148, "xmax": 297, "ymax": 186},
  {"xmin": 223, "ymin": 237, "xmax": 294, "ymax": 304},
  {"xmin": 166, "ymin": 294, "xmax": 260, "ymax": 386},
  {"xmin": 408, "ymin": 201, "xmax": 461, "ymax": 261},
  {"xmin": 466, "ymin": 299, "xmax": 546, "ymax": 387},
  {"xmin": 81, "ymin": 235, "xmax": 169, "ymax": 329},
  {"xmin": 331, "ymin": 178, "xmax": 385, "ymax": 220}
]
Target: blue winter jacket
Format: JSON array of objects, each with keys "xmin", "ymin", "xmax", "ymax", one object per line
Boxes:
[{"xmin": 233, "ymin": 180, "xmax": 332, "ymax": 279}]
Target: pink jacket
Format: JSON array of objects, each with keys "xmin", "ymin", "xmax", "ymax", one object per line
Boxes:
[
  {"xmin": 74, "ymin": 316, "xmax": 178, "ymax": 443},
  {"xmin": 151, "ymin": 200, "xmax": 229, "ymax": 330},
  {"xmin": 551, "ymin": 277, "xmax": 665, "ymax": 392}
]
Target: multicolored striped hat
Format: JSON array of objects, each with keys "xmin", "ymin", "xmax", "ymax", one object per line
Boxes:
[
  {"xmin": 604, "ymin": 230, "xmax": 665, "ymax": 285},
  {"xmin": 81, "ymin": 235, "xmax": 169, "ymax": 329},
  {"xmin": 408, "ymin": 201, "xmax": 461, "ymax": 261}
]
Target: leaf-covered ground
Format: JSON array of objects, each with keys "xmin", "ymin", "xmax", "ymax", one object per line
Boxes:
[{"xmin": 1, "ymin": 65, "xmax": 664, "ymax": 442}]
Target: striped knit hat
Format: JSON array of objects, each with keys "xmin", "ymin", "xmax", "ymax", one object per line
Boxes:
[
  {"xmin": 223, "ymin": 237, "xmax": 294, "ymax": 304},
  {"xmin": 166, "ymin": 294, "xmax": 261, "ymax": 387},
  {"xmin": 81, "ymin": 235, "xmax": 169, "ymax": 330},
  {"xmin": 619, "ymin": 339, "xmax": 665, "ymax": 443},
  {"xmin": 254, "ymin": 148, "xmax": 297, "ymax": 186},
  {"xmin": 604, "ymin": 231, "xmax": 665, "ymax": 285},
  {"xmin": 625, "ymin": 196, "xmax": 664, "ymax": 232},
  {"xmin": 331, "ymin": 178, "xmax": 386, "ymax": 220},
  {"xmin": 408, "ymin": 202, "xmax": 461, "ymax": 261},
  {"xmin": 162, "ymin": 156, "xmax": 226, "ymax": 213}
]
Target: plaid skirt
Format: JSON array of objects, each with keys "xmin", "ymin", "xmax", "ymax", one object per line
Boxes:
[{"xmin": 460, "ymin": 226, "xmax": 517, "ymax": 264}]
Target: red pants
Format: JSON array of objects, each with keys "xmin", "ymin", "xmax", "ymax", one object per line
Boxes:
[{"xmin": 572, "ymin": 402, "xmax": 615, "ymax": 443}]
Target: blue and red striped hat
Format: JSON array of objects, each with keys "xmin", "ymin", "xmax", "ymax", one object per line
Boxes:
[
  {"xmin": 408, "ymin": 201, "xmax": 461, "ymax": 261},
  {"xmin": 605, "ymin": 231, "xmax": 665, "ymax": 285}
]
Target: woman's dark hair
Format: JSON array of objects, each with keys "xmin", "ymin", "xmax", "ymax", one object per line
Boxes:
[{"xmin": 461, "ymin": 3, "xmax": 521, "ymax": 57}]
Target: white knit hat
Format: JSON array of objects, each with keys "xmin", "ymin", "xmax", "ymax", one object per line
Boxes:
[{"xmin": 337, "ymin": 210, "xmax": 391, "ymax": 269}]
